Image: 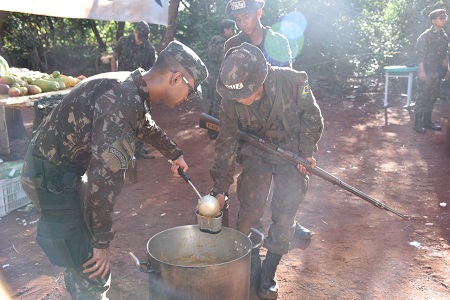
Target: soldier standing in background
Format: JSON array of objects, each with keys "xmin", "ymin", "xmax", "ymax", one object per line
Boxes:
[
  {"xmin": 206, "ymin": 19, "xmax": 237, "ymax": 139},
  {"xmin": 211, "ymin": 43, "xmax": 323, "ymax": 299},
  {"xmin": 224, "ymin": 0, "xmax": 312, "ymax": 241},
  {"xmin": 413, "ymin": 8, "xmax": 450, "ymax": 133},
  {"xmin": 21, "ymin": 41, "xmax": 208, "ymax": 299},
  {"xmin": 111, "ymin": 21, "xmax": 158, "ymax": 159}
]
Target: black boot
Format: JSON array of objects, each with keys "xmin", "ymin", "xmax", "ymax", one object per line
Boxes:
[
  {"xmin": 413, "ymin": 112, "xmax": 426, "ymax": 133},
  {"xmin": 258, "ymin": 252, "xmax": 282, "ymax": 300},
  {"xmin": 423, "ymin": 112, "xmax": 442, "ymax": 131},
  {"xmin": 250, "ymin": 248, "xmax": 262, "ymax": 290}
]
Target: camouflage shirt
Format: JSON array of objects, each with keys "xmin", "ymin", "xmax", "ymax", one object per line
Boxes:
[
  {"xmin": 416, "ymin": 26, "xmax": 450, "ymax": 72},
  {"xmin": 211, "ymin": 67, "xmax": 324, "ymax": 192},
  {"xmin": 113, "ymin": 34, "xmax": 157, "ymax": 71},
  {"xmin": 31, "ymin": 69, "xmax": 183, "ymax": 248},
  {"xmin": 207, "ymin": 34, "xmax": 228, "ymax": 86},
  {"xmin": 224, "ymin": 26, "xmax": 292, "ymax": 68}
]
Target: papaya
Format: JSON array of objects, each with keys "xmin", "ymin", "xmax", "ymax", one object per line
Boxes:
[
  {"xmin": 49, "ymin": 77, "xmax": 72, "ymax": 88},
  {"xmin": 52, "ymin": 71, "xmax": 61, "ymax": 78},
  {"xmin": 27, "ymin": 85, "xmax": 42, "ymax": 95},
  {"xmin": 31, "ymin": 79, "xmax": 59, "ymax": 93}
]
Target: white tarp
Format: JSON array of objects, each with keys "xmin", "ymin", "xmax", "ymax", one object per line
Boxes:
[{"xmin": 0, "ymin": 0, "xmax": 168, "ymax": 26}]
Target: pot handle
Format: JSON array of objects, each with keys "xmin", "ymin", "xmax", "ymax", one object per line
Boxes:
[
  {"xmin": 128, "ymin": 252, "xmax": 159, "ymax": 275},
  {"xmin": 248, "ymin": 228, "xmax": 264, "ymax": 249}
]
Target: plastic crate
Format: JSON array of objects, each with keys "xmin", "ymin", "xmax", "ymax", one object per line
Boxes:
[{"xmin": 0, "ymin": 176, "xmax": 31, "ymax": 217}]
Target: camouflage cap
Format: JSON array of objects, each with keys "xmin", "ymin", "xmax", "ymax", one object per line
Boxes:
[
  {"xmin": 217, "ymin": 42, "xmax": 268, "ymax": 100},
  {"xmin": 225, "ymin": 0, "xmax": 265, "ymax": 15},
  {"xmin": 220, "ymin": 19, "xmax": 238, "ymax": 31},
  {"xmin": 429, "ymin": 9, "xmax": 447, "ymax": 20},
  {"xmin": 135, "ymin": 21, "xmax": 150, "ymax": 42},
  {"xmin": 160, "ymin": 40, "xmax": 208, "ymax": 97}
]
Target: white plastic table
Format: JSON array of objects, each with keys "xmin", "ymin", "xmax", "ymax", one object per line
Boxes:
[{"xmin": 384, "ymin": 65, "xmax": 418, "ymax": 108}]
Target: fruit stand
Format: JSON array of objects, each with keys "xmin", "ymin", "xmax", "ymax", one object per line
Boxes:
[{"xmin": 0, "ymin": 88, "xmax": 73, "ymax": 154}]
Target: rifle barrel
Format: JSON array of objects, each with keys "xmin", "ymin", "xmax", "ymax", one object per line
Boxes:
[{"xmin": 200, "ymin": 113, "xmax": 410, "ymax": 220}]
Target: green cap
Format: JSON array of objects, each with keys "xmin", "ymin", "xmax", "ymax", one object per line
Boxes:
[
  {"xmin": 160, "ymin": 41, "xmax": 208, "ymax": 97},
  {"xmin": 226, "ymin": 0, "xmax": 265, "ymax": 15},
  {"xmin": 217, "ymin": 43, "xmax": 267, "ymax": 100}
]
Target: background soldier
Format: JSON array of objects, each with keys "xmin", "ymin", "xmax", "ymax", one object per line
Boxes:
[
  {"xmin": 111, "ymin": 20, "xmax": 158, "ymax": 158},
  {"xmin": 413, "ymin": 8, "xmax": 450, "ymax": 133},
  {"xmin": 206, "ymin": 19, "xmax": 237, "ymax": 139},
  {"xmin": 224, "ymin": 0, "xmax": 312, "ymax": 240},
  {"xmin": 211, "ymin": 43, "xmax": 323, "ymax": 299},
  {"xmin": 21, "ymin": 41, "xmax": 207, "ymax": 299}
]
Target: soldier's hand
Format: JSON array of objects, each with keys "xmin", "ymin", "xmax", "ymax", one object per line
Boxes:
[
  {"xmin": 214, "ymin": 193, "xmax": 226, "ymax": 210},
  {"xmin": 171, "ymin": 155, "xmax": 188, "ymax": 177},
  {"xmin": 297, "ymin": 157, "xmax": 316, "ymax": 175},
  {"xmin": 82, "ymin": 247, "xmax": 110, "ymax": 279}
]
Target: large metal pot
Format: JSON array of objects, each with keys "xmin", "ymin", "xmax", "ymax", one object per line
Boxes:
[{"xmin": 130, "ymin": 225, "xmax": 263, "ymax": 300}]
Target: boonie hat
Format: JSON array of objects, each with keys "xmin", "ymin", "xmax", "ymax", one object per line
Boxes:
[
  {"xmin": 135, "ymin": 21, "xmax": 150, "ymax": 42},
  {"xmin": 217, "ymin": 43, "xmax": 268, "ymax": 100},
  {"xmin": 226, "ymin": 0, "xmax": 265, "ymax": 15},
  {"xmin": 220, "ymin": 19, "xmax": 238, "ymax": 31},
  {"xmin": 160, "ymin": 41, "xmax": 208, "ymax": 98}
]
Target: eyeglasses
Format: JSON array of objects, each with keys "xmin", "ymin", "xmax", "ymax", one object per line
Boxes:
[{"xmin": 182, "ymin": 76, "xmax": 198, "ymax": 100}]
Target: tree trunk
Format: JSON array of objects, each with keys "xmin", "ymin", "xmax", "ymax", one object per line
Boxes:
[
  {"xmin": 88, "ymin": 20, "xmax": 106, "ymax": 51},
  {"xmin": 160, "ymin": 0, "xmax": 180, "ymax": 52}
]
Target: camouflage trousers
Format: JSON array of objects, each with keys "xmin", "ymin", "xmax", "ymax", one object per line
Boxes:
[
  {"xmin": 236, "ymin": 155, "xmax": 308, "ymax": 255},
  {"xmin": 414, "ymin": 71, "xmax": 442, "ymax": 113},
  {"xmin": 65, "ymin": 267, "xmax": 111, "ymax": 300}
]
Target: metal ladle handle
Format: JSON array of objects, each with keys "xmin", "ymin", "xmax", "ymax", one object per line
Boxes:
[{"xmin": 169, "ymin": 160, "xmax": 202, "ymax": 199}]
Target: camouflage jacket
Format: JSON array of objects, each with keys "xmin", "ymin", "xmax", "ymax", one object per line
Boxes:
[
  {"xmin": 224, "ymin": 26, "xmax": 292, "ymax": 68},
  {"xmin": 416, "ymin": 26, "xmax": 450, "ymax": 72},
  {"xmin": 207, "ymin": 34, "xmax": 228, "ymax": 86},
  {"xmin": 211, "ymin": 67, "xmax": 324, "ymax": 193},
  {"xmin": 113, "ymin": 34, "xmax": 157, "ymax": 71},
  {"xmin": 31, "ymin": 69, "xmax": 182, "ymax": 248}
]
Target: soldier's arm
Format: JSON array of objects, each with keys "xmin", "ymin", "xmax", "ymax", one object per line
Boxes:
[
  {"xmin": 210, "ymin": 101, "xmax": 240, "ymax": 193},
  {"xmin": 296, "ymin": 71, "xmax": 324, "ymax": 157},
  {"xmin": 140, "ymin": 112, "xmax": 183, "ymax": 161}
]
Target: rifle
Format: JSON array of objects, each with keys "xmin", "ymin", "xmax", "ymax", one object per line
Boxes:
[{"xmin": 199, "ymin": 113, "xmax": 410, "ymax": 220}]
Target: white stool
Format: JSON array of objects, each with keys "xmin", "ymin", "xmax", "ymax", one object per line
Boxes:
[{"xmin": 384, "ymin": 65, "xmax": 418, "ymax": 109}]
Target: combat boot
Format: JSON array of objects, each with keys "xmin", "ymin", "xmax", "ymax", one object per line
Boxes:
[
  {"xmin": 258, "ymin": 252, "xmax": 282, "ymax": 300},
  {"xmin": 413, "ymin": 112, "xmax": 426, "ymax": 133},
  {"xmin": 250, "ymin": 248, "xmax": 262, "ymax": 290},
  {"xmin": 423, "ymin": 112, "xmax": 442, "ymax": 131}
]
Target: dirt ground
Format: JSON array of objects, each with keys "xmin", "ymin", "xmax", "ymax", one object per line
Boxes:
[{"xmin": 1, "ymin": 81, "xmax": 450, "ymax": 300}]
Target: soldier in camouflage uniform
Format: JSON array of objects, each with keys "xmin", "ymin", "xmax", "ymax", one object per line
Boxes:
[
  {"xmin": 224, "ymin": 0, "xmax": 312, "ymax": 241},
  {"xmin": 21, "ymin": 41, "xmax": 208, "ymax": 300},
  {"xmin": 206, "ymin": 19, "xmax": 237, "ymax": 139},
  {"xmin": 111, "ymin": 21, "xmax": 158, "ymax": 158},
  {"xmin": 210, "ymin": 43, "xmax": 323, "ymax": 299},
  {"xmin": 414, "ymin": 9, "xmax": 450, "ymax": 133}
]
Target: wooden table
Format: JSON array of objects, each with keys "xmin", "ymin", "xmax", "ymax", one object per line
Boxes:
[{"xmin": 0, "ymin": 89, "xmax": 72, "ymax": 154}]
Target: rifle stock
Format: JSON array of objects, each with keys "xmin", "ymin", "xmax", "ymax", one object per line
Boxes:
[{"xmin": 199, "ymin": 113, "xmax": 409, "ymax": 220}]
